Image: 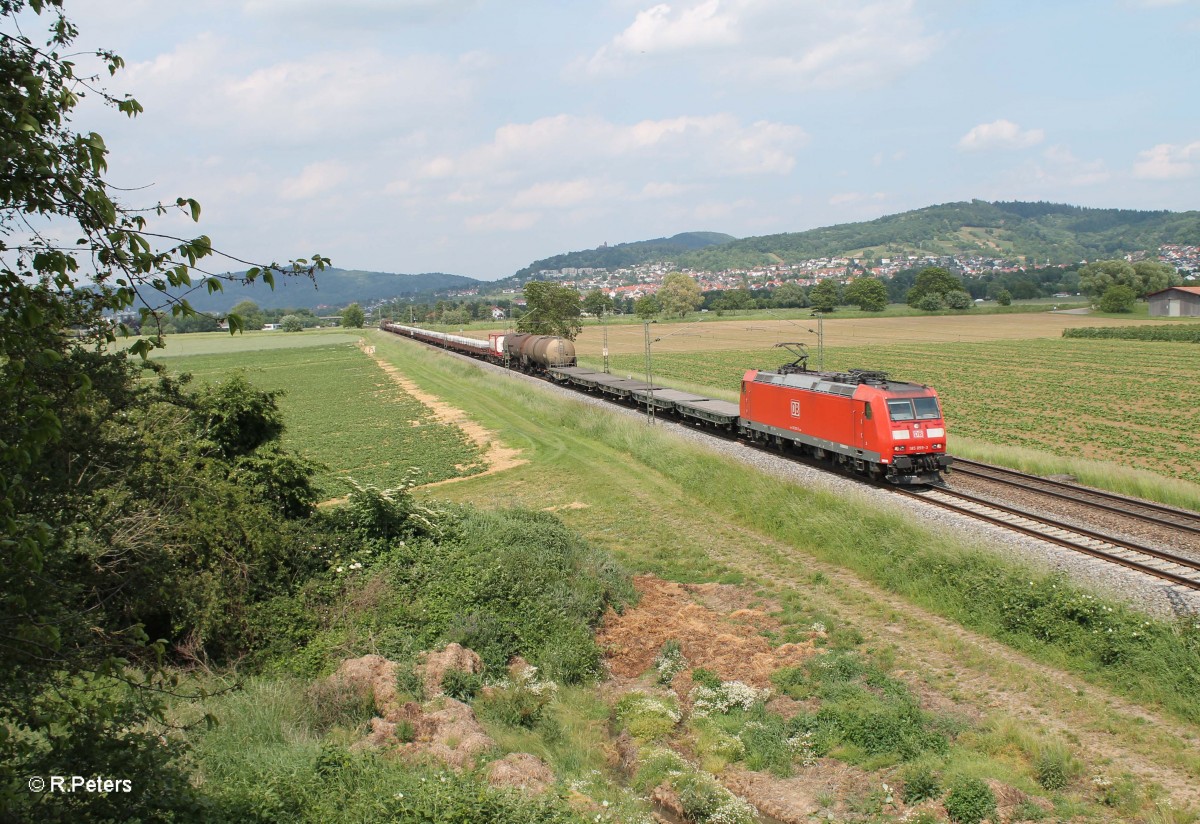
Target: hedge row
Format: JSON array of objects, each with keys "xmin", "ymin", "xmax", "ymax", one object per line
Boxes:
[{"xmin": 1062, "ymin": 324, "xmax": 1200, "ymax": 342}]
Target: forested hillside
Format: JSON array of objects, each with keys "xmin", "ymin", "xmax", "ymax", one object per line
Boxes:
[
  {"xmin": 178, "ymin": 269, "xmax": 480, "ymax": 313},
  {"xmin": 676, "ymin": 201, "xmax": 1200, "ymax": 270},
  {"xmin": 510, "ymin": 231, "xmax": 736, "ymax": 280}
]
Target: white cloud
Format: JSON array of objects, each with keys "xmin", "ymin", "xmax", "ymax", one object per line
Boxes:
[
  {"xmin": 958, "ymin": 119, "xmax": 1045, "ymax": 151},
  {"xmin": 511, "ymin": 179, "xmax": 623, "ymax": 209},
  {"xmin": 280, "ymin": 161, "xmax": 350, "ymax": 199},
  {"xmin": 243, "ymin": 0, "xmax": 482, "ymax": 25},
  {"xmin": 612, "ymin": 0, "xmax": 739, "ymax": 54},
  {"xmin": 581, "ymin": 0, "xmax": 936, "ymax": 89},
  {"xmin": 1133, "ymin": 140, "xmax": 1200, "ymax": 179},
  {"xmin": 465, "ymin": 209, "xmax": 542, "ymax": 233},
  {"xmin": 829, "ymin": 191, "xmax": 887, "ymax": 206},
  {"xmin": 420, "ymin": 114, "xmax": 806, "ymax": 188}
]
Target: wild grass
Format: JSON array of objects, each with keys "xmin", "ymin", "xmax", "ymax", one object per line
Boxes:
[{"xmin": 178, "ymin": 676, "xmax": 599, "ymax": 823}]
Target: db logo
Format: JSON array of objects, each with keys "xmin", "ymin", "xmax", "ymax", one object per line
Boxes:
[{"xmin": 790, "ymin": 400, "xmax": 800, "ymax": 418}]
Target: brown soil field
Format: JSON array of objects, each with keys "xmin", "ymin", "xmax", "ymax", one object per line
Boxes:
[{"xmin": 571, "ymin": 312, "xmax": 1159, "ymax": 357}]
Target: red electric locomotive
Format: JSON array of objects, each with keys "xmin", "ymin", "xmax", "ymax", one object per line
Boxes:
[{"xmin": 739, "ymin": 349, "xmax": 951, "ymax": 484}]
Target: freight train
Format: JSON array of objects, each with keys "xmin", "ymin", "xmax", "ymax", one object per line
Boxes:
[{"xmin": 378, "ymin": 322, "xmax": 951, "ymax": 484}]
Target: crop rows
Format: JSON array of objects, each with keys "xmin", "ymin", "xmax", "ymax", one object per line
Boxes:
[
  {"xmin": 161, "ymin": 342, "xmax": 486, "ymax": 496},
  {"xmin": 606, "ymin": 339, "xmax": 1200, "ymax": 484}
]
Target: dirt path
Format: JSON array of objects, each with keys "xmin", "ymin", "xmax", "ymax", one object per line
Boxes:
[{"xmin": 359, "ymin": 341, "xmax": 527, "ymax": 486}]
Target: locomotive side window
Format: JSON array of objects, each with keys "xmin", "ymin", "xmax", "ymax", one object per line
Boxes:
[
  {"xmin": 913, "ymin": 397, "xmax": 942, "ymax": 420},
  {"xmin": 886, "ymin": 400, "xmax": 915, "ymax": 421}
]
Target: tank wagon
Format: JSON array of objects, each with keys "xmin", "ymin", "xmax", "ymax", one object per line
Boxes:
[
  {"xmin": 379, "ymin": 323, "xmax": 950, "ymax": 484},
  {"xmin": 378, "ymin": 322, "xmax": 577, "ymax": 369}
]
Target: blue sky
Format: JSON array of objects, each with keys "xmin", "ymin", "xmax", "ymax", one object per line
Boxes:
[{"xmin": 54, "ymin": 0, "xmax": 1200, "ymax": 279}]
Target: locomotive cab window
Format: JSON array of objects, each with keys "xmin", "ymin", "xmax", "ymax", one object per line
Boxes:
[
  {"xmin": 886, "ymin": 400, "xmax": 915, "ymax": 421},
  {"xmin": 913, "ymin": 397, "xmax": 942, "ymax": 420}
]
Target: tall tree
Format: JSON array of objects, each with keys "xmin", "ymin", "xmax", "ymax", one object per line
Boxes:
[
  {"xmin": 517, "ymin": 281, "xmax": 583, "ymax": 339},
  {"xmin": 582, "ymin": 288, "xmax": 614, "ymax": 317},
  {"xmin": 341, "ymin": 302, "xmax": 366, "ymax": 328},
  {"xmin": 809, "ymin": 278, "xmax": 841, "ymax": 312},
  {"xmin": 843, "ymin": 277, "xmax": 888, "ymax": 311},
  {"xmin": 0, "ymin": 3, "xmax": 326, "ymax": 815},
  {"xmin": 657, "ymin": 272, "xmax": 703, "ymax": 317},
  {"xmin": 905, "ymin": 267, "xmax": 963, "ymax": 307},
  {"xmin": 634, "ymin": 293, "xmax": 661, "ymax": 319}
]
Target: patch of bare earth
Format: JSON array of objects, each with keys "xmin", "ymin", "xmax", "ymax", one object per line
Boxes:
[
  {"xmin": 597, "ymin": 575, "xmax": 820, "ymax": 690},
  {"xmin": 358, "ymin": 340, "xmax": 527, "ymax": 486},
  {"xmin": 598, "ymin": 576, "xmax": 837, "ymax": 821},
  {"xmin": 327, "ymin": 646, "xmax": 554, "ymax": 788}
]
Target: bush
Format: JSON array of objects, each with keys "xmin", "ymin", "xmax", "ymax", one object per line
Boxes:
[
  {"xmin": 945, "ymin": 290, "xmax": 974, "ymax": 310},
  {"xmin": 304, "ymin": 677, "xmax": 376, "ymax": 733},
  {"xmin": 917, "ymin": 293, "xmax": 945, "ymax": 311},
  {"xmin": 615, "ymin": 692, "xmax": 680, "ymax": 741},
  {"xmin": 1063, "ymin": 324, "xmax": 1200, "ymax": 343},
  {"xmin": 1033, "ymin": 743, "xmax": 1081, "ymax": 791},
  {"xmin": 902, "ymin": 764, "xmax": 942, "ymax": 804},
  {"xmin": 1098, "ymin": 284, "xmax": 1136, "ymax": 313},
  {"xmin": 441, "ymin": 668, "xmax": 484, "ymax": 702},
  {"xmin": 476, "ymin": 681, "xmax": 553, "ymax": 730},
  {"xmin": 944, "ymin": 776, "xmax": 997, "ymax": 824}
]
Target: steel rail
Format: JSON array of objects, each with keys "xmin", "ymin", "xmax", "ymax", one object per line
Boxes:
[
  {"xmin": 898, "ymin": 486, "xmax": 1200, "ymax": 591},
  {"xmin": 952, "ymin": 458, "xmax": 1200, "ymax": 535}
]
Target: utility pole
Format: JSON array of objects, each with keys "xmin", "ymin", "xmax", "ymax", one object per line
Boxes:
[
  {"xmin": 602, "ymin": 310, "xmax": 610, "ymax": 374},
  {"xmin": 811, "ymin": 311, "xmax": 825, "ymax": 371},
  {"xmin": 643, "ymin": 321, "xmax": 654, "ymax": 425}
]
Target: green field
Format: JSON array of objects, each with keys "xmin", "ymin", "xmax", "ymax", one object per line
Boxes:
[
  {"xmin": 597, "ymin": 338, "xmax": 1200, "ymax": 487},
  {"xmin": 157, "ymin": 336, "xmax": 485, "ymax": 495}
]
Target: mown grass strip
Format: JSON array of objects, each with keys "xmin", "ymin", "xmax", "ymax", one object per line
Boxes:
[{"xmin": 368, "ymin": 330, "xmax": 1200, "ymax": 728}]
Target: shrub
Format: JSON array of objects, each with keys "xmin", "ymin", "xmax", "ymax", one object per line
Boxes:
[
  {"xmin": 917, "ymin": 293, "xmax": 945, "ymax": 311},
  {"xmin": 902, "ymin": 764, "xmax": 942, "ymax": 804},
  {"xmin": 304, "ymin": 677, "xmax": 376, "ymax": 733},
  {"xmin": 944, "ymin": 776, "xmax": 997, "ymax": 824},
  {"xmin": 1063, "ymin": 324, "xmax": 1200, "ymax": 343},
  {"xmin": 476, "ymin": 681, "xmax": 553, "ymax": 730},
  {"xmin": 1033, "ymin": 742, "xmax": 1081, "ymax": 791},
  {"xmin": 945, "ymin": 290, "xmax": 974, "ymax": 310},
  {"xmin": 1098, "ymin": 284, "xmax": 1136, "ymax": 313},
  {"xmin": 655, "ymin": 639, "xmax": 687, "ymax": 685},
  {"xmin": 615, "ymin": 692, "xmax": 680, "ymax": 741},
  {"xmin": 441, "ymin": 668, "xmax": 483, "ymax": 702}
]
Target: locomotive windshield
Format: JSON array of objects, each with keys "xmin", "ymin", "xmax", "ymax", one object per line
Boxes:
[
  {"xmin": 913, "ymin": 396, "xmax": 942, "ymax": 420},
  {"xmin": 887, "ymin": 397, "xmax": 942, "ymax": 421},
  {"xmin": 886, "ymin": 400, "xmax": 915, "ymax": 421}
]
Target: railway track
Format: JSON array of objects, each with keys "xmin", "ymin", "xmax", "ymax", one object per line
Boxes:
[
  {"xmin": 896, "ymin": 485, "xmax": 1200, "ymax": 592},
  {"xmin": 952, "ymin": 458, "xmax": 1200, "ymax": 537}
]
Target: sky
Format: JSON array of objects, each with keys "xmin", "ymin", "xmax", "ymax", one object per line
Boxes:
[{"xmin": 40, "ymin": 0, "xmax": 1200, "ymax": 280}]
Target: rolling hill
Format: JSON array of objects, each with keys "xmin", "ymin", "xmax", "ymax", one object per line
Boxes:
[
  {"xmin": 179, "ymin": 269, "xmax": 480, "ymax": 313},
  {"xmin": 675, "ymin": 201, "xmax": 1200, "ymax": 271},
  {"xmin": 508, "ymin": 231, "xmax": 736, "ymax": 281}
]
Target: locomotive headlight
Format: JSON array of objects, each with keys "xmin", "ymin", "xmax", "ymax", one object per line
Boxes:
[
  {"xmin": 894, "ymin": 445, "xmax": 906, "ymax": 451},
  {"xmin": 933, "ymin": 443, "xmax": 943, "ymax": 449}
]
